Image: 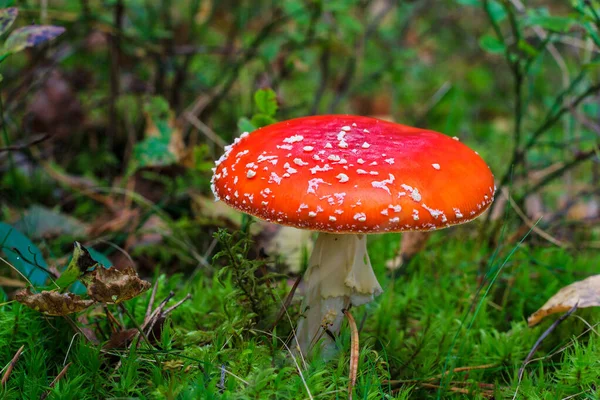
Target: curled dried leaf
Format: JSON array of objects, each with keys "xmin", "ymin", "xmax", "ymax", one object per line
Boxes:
[
  {"xmin": 528, "ymin": 275, "xmax": 600, "ymax": 327},
  {"xmin": 86, "ymin": 266, "xmax": 151, "ymax": 304},
  {"xmin": 15, "ymin": 288, "xmax": 94, "ymax": 316}
]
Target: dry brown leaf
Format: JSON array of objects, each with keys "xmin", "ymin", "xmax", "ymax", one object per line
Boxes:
[
  {"xmin": 15, "ymin": 288, "xmax": 94, "ymax": 316},
  {"xmin": 528, "ymin": 275, "xmax": 600, "ymax": 327},
  {"xmin": 103, "ymin": 328, "xmax": 138, "ymax": 350},
  {"xmin": 86, "ymin": 266, "xmax": 151, "ymax": 304},
  {"xmin": 88, "ymin": 208, "xmax": 140, "ymax": 236},
  {"xmin": 566, "ymin": 199, "xmax": 599, "ymax": 221}
]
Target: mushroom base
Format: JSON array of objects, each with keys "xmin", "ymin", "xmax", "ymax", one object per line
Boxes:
[{"xmin": 294, "ymin": 232, "xmax": 383, "ymax": 358}]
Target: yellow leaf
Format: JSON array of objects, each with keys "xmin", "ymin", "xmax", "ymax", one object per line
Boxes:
[{"xmin": 527, "ymin": 275, "xmax": 600, "ymax": 327}]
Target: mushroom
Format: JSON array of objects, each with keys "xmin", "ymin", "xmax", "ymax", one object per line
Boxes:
[{"xmin": 210, "ymin": 115, "xmax": 495, "ymax": 357}]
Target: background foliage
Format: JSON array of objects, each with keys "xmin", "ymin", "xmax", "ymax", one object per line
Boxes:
[{"xmin": 1, "ymin": 0, "xmax": 599, "ymax": 398}]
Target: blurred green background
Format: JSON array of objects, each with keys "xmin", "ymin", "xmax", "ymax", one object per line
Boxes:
[{"xmin": 1, "ymin": 0, "xmax": 599, "ymax": 399}]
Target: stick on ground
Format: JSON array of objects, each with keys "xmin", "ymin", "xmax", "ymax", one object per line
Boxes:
[
  {"xmin": 344, "ymin": 309, "xmax": 359, "ymax": 400},
  {"xmin": 1, "ymin": 345, "xmax": 25, "ymax": 387}
]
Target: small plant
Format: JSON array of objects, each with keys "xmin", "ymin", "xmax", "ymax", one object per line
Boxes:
[
  {"xmin": 0, "ymin": 7, "xmax": 65, "ymax": 64},
  {"xmin": 237, "ymin": 88, "xmax": 280, "ymax": 133},
  {"xmin": 212, "ymin": 227, "xmax": 283, "ymax": 331},
  {"xmin": 13, "ymin": 242, "xmax": 151, "ymax": 315}
]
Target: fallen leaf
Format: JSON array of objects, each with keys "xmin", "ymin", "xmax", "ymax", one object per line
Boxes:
[
  {"xmin": 13, "ymin": 205, "xmax": 88, "ymax": 240},
  {"xmin": 3, "ymin": 25, "xmax": 65, "ymax": 55},
  {"xmin": 87, "ymin": 207, "xmax": 140, "ymax": 236},
  {"xmin": 528, "ymin": 275, "xmax": 600, "ymax": 327},
  {"xmin": 133, "ymin": 96, "xmax": 187, "ymax": 169},
  {"xmin": 54, "ymin": 242, "xmax": 98, "ymax": 291},
  {"xmin": 86, "ymin": 266, "xmax": 151, "ymax": 304},
  {"xmin": 0, "ymin": 8, "xmax": 18, "ymax": 37},
  {"xmin": 0, "ymin": 222, "xmax": 52, "ymax": 285},
  {"xmin": 15, "ymin": 288, "xmax": 94, "ymax": 316},
  {"xmin": 103, "ymin": 328, "xmax": 138, "ymax": 350}
]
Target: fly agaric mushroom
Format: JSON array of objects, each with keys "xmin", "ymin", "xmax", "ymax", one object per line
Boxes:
[{"xmin": 210, "ymin": 115, "xmax": 495, "ymax": 356}]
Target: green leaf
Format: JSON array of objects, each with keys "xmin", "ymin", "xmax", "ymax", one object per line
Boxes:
[
  {"xmin": 0, "ymin": 222, "xmax": 50, "ymax": 285},
  {"xmin": 87, "ymin": 248, "xmax": 112, "ymax": 268},
  {"xmin": 583, "ymin": 60, "xmax": 600, "ymax": 72},
  {"xmin": 526, "ymin": 15, "xmax": 575, "ymax": 33},
  {"xmin": 143, "ymin": 95, "xmax": 170, "ymax": 121},
  {"xmin": 251, "ymin": 113, "xmax": 276, "ymax": 129},
  {"xmin": 237, "ymin": 117, "xmax": 257, "ymax": 134},
  {"xmin": 133, "ymin": 135, "xmax": 177, "ymax": 168},
  {"xmin": 580, "ymin": 21, "xmax": 600, "ymax": 48},
  {"xmin": 3, "ymin": 25, "xmax": 65, "ymax": 55},
  {"xmin": 254, "ymin": 88, "xmax": 278, "ymax": 117},
  {"xmin": 63, "ymin": 247, "xmax": 112, "ymax": 295},
  {"xmin": 479, "ymin": 34, "xmax": 505, "ymax": 54},
  {"xmin": 0, "ymin": 7, "xmax": 17, "ymax": 37},
  {"xmin": 133, "ymin": 96, "xmax": 180, "ymax": 168},
  {"xmin": 54, "ymin": 242, "xmax": 97, "ymax": 291},
  {"xmin": 517, "ymin": 39, "xmax": 538, "ymax": 57},
  {"xmin": 13, "ymin": 205, "xmax": 88, "ymax": 240},
  {"xmin": 486, "ymin": 0, "xmax": 507, "ymax": 24}
]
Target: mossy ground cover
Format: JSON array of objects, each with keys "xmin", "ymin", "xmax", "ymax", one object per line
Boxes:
[
  {"xmin": 1, "ymin": 1, "xmax": 600, "ymax": 399},
  {"xmin": 2, "ymin": 226, "xmax": 599, "ymax": 399}
]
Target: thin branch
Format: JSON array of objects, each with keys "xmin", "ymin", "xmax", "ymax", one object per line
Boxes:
[
  {"xmin": 513, "ymin": 304, "xmax": 578, "ymax": 399},
  {"xmin": 0, "ymin": 134, "xmax": 50, "ymax": 153},
  {"xmin": 517, "ymin": 149, "xmax": 597, "ymax": 200},
  {"xmin": 40, "ymin": 362, "xmax": 72, "ymax": 400},
  {"xmin": 1, "ymin": 345, "xmax": 24, "ymax": 387}
]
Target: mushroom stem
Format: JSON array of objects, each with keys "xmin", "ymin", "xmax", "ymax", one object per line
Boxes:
[{"xmin": 294, "ymin": 232, "xmax": 383, "ymax": 358}]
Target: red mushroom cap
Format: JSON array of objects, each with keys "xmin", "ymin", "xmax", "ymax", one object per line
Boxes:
[{"xmin": 211, "ymin": 115, "xmax": 495, "ymax": 233}]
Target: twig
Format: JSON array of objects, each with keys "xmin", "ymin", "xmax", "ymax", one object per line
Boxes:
[
  {"xmin": 183, "ymin": 112, "xmax": 227, "ymax": 148},
  {"xmin": 343, "ymin": 309, "xmax": 359, "ymax": 400},
  {"xmin": 0, "ymin": 134, "xmax": 50, "ymax": 153},
  {"xmin": 514, "ymin": 303, "xmax": 579, "ymax": 398},
  {"xmin": 500, "ymin": 188, "xmax": 567, "ymax": 248},
  {"xmin": 119, "ymin": 304, "xmax": 160, "ymax": 364},
  {"xmin": 271, "ymin": 275, "xmax": 302, "ymax": 331},
  {"xmin": 386, "ymin": 362, "xmax": 499, "ymax": 386},
  {"xmin": 162, "ymin": 293, "xmax": 192, "ymax": 315},
  {"xmin": 1, "ymin": 345, "xmax": 24, "ymax": 387},
  {"xmin": 63, "ymin": 333, "xmax": 80, "ymax": 366},
  {"xmin": 517, "ymin": 149, "xmax": 597, "ymax": 202},
  {"xmin": 197, "ymin": 12, "xmax": 290, "ymax": 119},
  {"xmin": 146, "ymin": 280, "xmax": 159, "ymax": 320},
  {"xmin": 419, "ymin": 382, "xmax": 494, "ymax": 397},
  {"xmin": 40, "ymin": 362, "xmax": 72, "ymax": 400},
  {"xmin": 141, "ymin": 291, "xmax": 175, "ymax": 340},
  {"xmin": 488, "ymin": 82, "xmax": 600, "ymax": 221}
]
